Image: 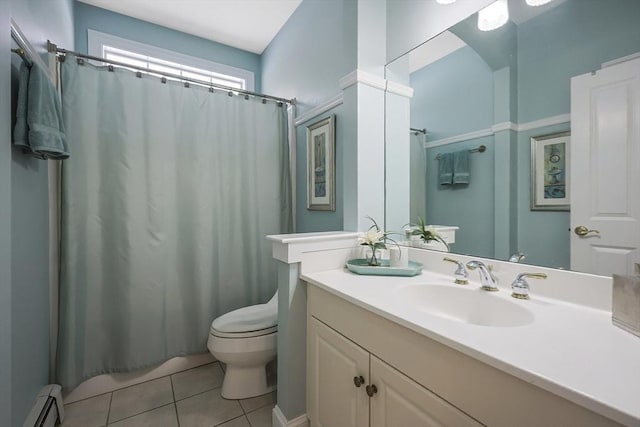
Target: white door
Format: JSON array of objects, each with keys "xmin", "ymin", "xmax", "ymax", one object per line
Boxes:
[
  {"xmin": 307, "ymin": 317, "xmax": 370, "ymax": 427},
  {"xmin": 570, "ymin": 57, "xmax": 640, "ymax": 276},
  {"xmin": 369, "ymin": 356, "xmax": 480, "ymax": 427}
]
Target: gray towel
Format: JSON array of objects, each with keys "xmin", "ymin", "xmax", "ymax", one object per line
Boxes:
[
  {"xmin": 453, "ymin": 150, "xmax": 470, "ymax": 184},
  {"xmin": 13, "ymin": 62, "xmax": 69, "ymax": 159},
  {"xmin": 438, "ymin": 152, "xmax": 453, "ymax": 185}
]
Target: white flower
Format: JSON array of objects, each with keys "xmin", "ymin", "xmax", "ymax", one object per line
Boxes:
[{"xmin": 359, "ymin": 229, "xmax": 385, "ymax": 245}]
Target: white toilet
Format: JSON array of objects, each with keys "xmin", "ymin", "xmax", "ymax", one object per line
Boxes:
[{"xmin": 207, "ymin": 291, "xmax": 278, "ymax": 399}]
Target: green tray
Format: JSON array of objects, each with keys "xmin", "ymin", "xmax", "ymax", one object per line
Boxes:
[{"xmin": 345, "ymin": 259, "xmax": 423, "ymax": 277}]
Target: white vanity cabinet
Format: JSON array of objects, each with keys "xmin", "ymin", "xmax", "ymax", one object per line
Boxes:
[
  {"xmin": 306, "ymin": 284, "xmax": 622, "ymax": 427},
  {"xmin": 308, "ymin": 317, "xmax": 480, "ymax": 427},
  {"xmin": 307, "ymin": 316, "xmax": 369, "ymax": 427}
]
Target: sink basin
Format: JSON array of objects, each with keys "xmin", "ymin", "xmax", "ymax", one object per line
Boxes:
[{"xmin": 397, "ymin": 285, "xmax": 534, "ymax": 327}]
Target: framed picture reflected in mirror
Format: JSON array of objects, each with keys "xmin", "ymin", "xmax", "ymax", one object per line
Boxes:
[{"xmin": 530, "ymin": 131, "xmax": 570, "ymax": 211}]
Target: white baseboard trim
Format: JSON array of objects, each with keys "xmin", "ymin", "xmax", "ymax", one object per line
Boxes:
[
  {"xmin": 272, "ymin": 405, "xmax": 310, "ymax": 427},
  {"xmin": 294, "ymin": 93, "xmax": 343, "ymax": 127}
]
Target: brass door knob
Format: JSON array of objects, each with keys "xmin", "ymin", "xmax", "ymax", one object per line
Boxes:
[
  {"xmin": 366, "ymin": 384, "xmax": 378, "ymax": 397},
  {"xmin": 574, "ymin": 225, "xmax": 600, "ymax": 236},
  {"xmin": 353, "ymin": 376, "xmax": 365, "ymax": 388}
]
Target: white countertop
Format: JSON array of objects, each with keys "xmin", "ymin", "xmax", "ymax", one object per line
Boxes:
[{"xmin": 302, "ymin": 268, "xmax": 640, "ymax": 426}]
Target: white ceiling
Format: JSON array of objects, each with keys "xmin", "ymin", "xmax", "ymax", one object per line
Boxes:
[
  {"xmin": 409, "ymin": 0, "xmax": 568, "ymax": 73},
  {"xmin": 77, "ymin": 0, "xmax": 303, "ymax": 54}
]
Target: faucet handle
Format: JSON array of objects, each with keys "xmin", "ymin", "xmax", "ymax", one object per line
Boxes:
[
  {"xmin": 443, "ymin": 257, "xmax": 469, "ymax": 285},
  {"xmin": 509, "ymin": 252, "xmax": 526, "ymax": 263},
  {"xmin": 511, "ymin": 273, "xmax": 547, "ymax": 300}
]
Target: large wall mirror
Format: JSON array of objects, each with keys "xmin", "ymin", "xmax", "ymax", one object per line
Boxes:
[{"xmin": 385, "ymin": 0, "xmax": 640, "ymax": 276}]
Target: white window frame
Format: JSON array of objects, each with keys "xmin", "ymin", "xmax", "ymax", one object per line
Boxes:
[{"xmin": 87, "ymin": 29, "xmax": 255, "ymax": 91}]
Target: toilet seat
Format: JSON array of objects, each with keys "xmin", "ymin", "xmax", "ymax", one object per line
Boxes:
[
  {"xmin": 211, "ymin": 295, "xmax": 278, "ymax": 337},
  {"xmin": 211, "ymin": 325, "xmax": 277, "ymax": 339}
]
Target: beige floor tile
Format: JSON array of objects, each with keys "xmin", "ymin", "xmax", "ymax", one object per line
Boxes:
[
  {"xmin": 246, "ymin": 404, "xmax": 274, "ymax": 427},
  {"xmin": 176, "ymin": 388, "xmax": 243, "ymax": 427},
  {"xmin": 108, "ymin": 377, "xmax": 174, "ymax": 422},
  {"xmin": 108, "ymin": 404, "xmax": 178, "ymax": 427},
  {"xmin": 171, "ymin": 362, "xmax": 224, "ymax": 400},
  {"xmin": 239, "ymin": 391, "xmax": 276, "ymax": 413},
  {"xmin": 61, "ymin": 393, "xmax": 111, "ymax": 427},
  {"xmin": 217, "ymin": 415, "xmax": 251, "ymax": 427}
]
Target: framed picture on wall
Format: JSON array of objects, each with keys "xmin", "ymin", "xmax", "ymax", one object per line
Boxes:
[
  {"xmin": 307, "ymin": 115, "xmax": 336, "ymax": 211},
  {"xmin": 530, "ymin": 131, "xmax": 570, "ymax": 211}
]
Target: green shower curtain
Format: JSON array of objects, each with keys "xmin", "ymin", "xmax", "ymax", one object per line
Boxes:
[{"xmin": 56, "ymin": 57, "xmax": 292, "ymax": 390}]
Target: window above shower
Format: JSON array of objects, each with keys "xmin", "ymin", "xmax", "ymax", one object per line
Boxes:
[{"xmin": 87, "ymin": 29, "xmax": 255, "ymax": 91}]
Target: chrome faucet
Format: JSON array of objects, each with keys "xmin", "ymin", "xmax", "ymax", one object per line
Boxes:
[
  {"xmin": 443, "ymin": 257, "xmax": 468, "ymax": 285},
  {"xmin": 511, "ymin": 272, "xmax": 547, "ymax": 299},
  {"xmin": 465, "ymin": 260, "xmax": 499, "ymax": 291}
]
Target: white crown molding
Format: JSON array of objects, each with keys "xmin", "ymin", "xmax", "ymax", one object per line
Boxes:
[
  {"xmin": 339, "ymin": 69, "xmax": 387, "ymax": 92},
  {"xmin": 425, "ymin": 114, "xmax": 572, "ymax": 148},
  {"xmin": 386, "ymin": 80, "xmax": 414, "ymax": 98},
  {"xmin": 294, "ymin": 93, "xmax": 344, "ymax": 127},
  {"xmin": 295, "ymin": 71, "xmax": 412, "ymax": 127},
  {"xmin": 272, "ymin": 406, "xmax": 310, "ymax": 427}
]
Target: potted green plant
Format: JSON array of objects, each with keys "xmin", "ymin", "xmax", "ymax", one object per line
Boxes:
[{"xmin": 405, "ymin": 217, "xmax": 449, "ymax": 250}]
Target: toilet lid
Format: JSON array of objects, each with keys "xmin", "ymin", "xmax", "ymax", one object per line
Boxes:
[{"xmin": 212, "ymin": 299, "xmax": 277, "ymax": 334}]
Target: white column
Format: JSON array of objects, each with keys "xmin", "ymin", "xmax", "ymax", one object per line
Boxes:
[{"xmin": 267, "ymin": 232, "xmax": 359, "ymax": 426}]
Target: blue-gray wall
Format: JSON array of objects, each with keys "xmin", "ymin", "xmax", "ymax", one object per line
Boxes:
[
  {"xmin": 8, "ymin": 0, "xmax": 74, "ymax": 424},
  {"xmin": 412, "ymin": 46, "xmax": 495, "ymax": 258},
  {"xmin": 411, "ymin": 46, "xmax": 493, "ymax": 140},
  {"xmin": 0, "ymin": 0, "xmax": 11, "ymax": 421},
  {"xmin": 262, "ymin": 0, "xmax": 353, "ymax": 232},
  {"xmin": 409, "ymin": 0, "xmax": 640, "ymax": 268},
  {"xmin": 73, "ymin": 1, "xmax": 262, "ymax": 91}
]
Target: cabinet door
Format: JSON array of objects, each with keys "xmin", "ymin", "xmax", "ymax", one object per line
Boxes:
[
  {"xmin": 370, "ymin": 356, "xmax": 482, "ymax": 427},
  {"xmin": 307, "ymin": 317, "xmax": 370, "ymax": 427}
]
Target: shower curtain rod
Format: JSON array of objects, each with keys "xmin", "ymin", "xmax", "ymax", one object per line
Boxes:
[
  {"xmin": 11, "ymin": 19, "xmax": 49, "ymax": 71},
  {"xmin": 47, "ymin": 41, "xmax": 296, "ymax": 105},
  {"xmin": 410, "ymin": 128, "xmax": 426, "ymax": 135}
]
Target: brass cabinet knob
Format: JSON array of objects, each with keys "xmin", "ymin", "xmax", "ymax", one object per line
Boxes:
[
  {"xmin": 365, "ymin": 384, "xmax": 378, "ymax": 397},
  {"xmin": 353, "ymin": 376, "xmax": 365, "ymax": 388},
  {"xmin": 574, "ymin": 225, "xmax": 600, "ymax": 236}
]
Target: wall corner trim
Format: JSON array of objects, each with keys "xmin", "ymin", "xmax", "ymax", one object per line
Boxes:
[
  {"xmin": 272, "ymin": 405, "xmax": 310, "ymax": 427},
  {"xmin": 339, "ymin": 69, "xmax": 387, "ymax": 91},
  {"xmin": 386, "ymin": 80, "xmax": 414, "ymax": 98},
  {"xmin": 425, "ymin": 114, "xmax": 572, "ymax": 148},
  {"xmin": 267, "ymin": 232, "xmax": 359, "ymax": 264},
  {"xmin": 294, "ymin": 93, "xmax": 344, "ymax": 127},
  {"xmin": 515, "ymin": 113, "xmax": 570, "ymax": 132},
  {"xmin": 491, "ymin": 122, "xmax": 516, "ymax": 133}
]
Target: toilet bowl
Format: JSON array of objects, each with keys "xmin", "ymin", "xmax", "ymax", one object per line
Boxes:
[{"xmin": 207, "ymin": 291, "xmax": 278, "ymax": 399}]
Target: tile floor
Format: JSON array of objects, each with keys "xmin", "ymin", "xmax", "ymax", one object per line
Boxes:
[{"xmin": 61, "ymin": 362, "xmax": 275, "ymax": 427}]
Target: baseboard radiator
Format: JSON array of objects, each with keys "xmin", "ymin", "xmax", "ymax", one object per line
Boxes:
[{"xmin": 23, "ymin": 385, "xmax": 64, "ymax": 427}]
